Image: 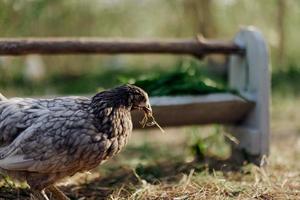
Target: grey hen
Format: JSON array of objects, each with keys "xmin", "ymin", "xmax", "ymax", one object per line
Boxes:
[{"xmin": 0, "ymin": 84, "xmax": 152, "ymax": 200}]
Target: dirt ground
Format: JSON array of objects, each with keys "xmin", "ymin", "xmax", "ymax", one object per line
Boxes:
[{"xmin": 0, "ymin": 97, "xmax": 299, "ymax": 200}]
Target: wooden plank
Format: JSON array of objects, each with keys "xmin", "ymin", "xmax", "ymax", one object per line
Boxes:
[
  {"xmin": 132, "ymin": 93, "xmax": 254, "ymax": 129},
  {"xmin": 0, "ymin": 38, "xmax": 244, "ymax": 56}
]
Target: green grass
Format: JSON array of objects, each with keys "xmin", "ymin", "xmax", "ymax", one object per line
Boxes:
[
  {"xmin": 0, "ymin": 67, "xmax": 147, "ymax": 96},
  {"xmin": 272, "ymin": 64, "xmax": 300, "ymax": 97}
]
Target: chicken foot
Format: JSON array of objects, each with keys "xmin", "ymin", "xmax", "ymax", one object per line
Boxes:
[
  {"xmin": 31, "ymin": 189, "xmax": 49, "ymax": 200},
  {"xmin": 47, "ymin": 185, "xmax": 70, "ymax": 200}
]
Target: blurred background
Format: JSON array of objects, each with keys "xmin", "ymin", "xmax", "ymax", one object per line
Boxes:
[
  {"xmin": 0, "ymin": 0, "xmax": 299, "ymax": 97},
  {"xmin": 0, "ymin": 1, "xmax": 300, "ymax": 198}
]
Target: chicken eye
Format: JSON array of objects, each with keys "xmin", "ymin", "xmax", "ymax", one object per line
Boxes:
[{"xmin": 138, "ymin": 96, "xmax": 146, "ymax": 103}]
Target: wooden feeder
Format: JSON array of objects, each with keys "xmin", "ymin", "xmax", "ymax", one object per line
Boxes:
[
  {"xmin": 135, "ymin": 27, "xmax": 270, "ymax": 164},
  {"xmin": 0, "ymin": 26, "xmax": 270, "ymax": 164}
]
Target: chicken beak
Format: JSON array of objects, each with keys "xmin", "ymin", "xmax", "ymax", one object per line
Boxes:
[{"xmin": 143, "ymin": 104, "xmax": 152, "ymax": 116}]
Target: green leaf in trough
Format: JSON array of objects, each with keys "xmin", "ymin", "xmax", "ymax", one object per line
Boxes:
[{"xmin": 119, "ymin": 65, "xmax": 231, "ymax": 96}]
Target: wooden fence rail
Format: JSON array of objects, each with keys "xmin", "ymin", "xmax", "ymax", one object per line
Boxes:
[{"xmin": 0, "ymin": 38, "xmax": 244, "ymax": 56}]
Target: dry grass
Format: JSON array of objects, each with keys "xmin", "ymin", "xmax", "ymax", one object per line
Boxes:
[
  {"xmin": 0, "ymin": 96, "xmax": 300, "ymax": 200},
  {"xmin": 106, "ymin": 161, "xmax": 299, "ymax": 200}
]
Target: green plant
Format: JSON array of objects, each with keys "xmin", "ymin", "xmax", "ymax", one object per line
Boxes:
[
  {"xmin": 187, "ymin": 126, "xmax": 231, "ymax": 161},
  {"xmin": 119, "ymin": 62, "xmax": 231, "ymax": 96}
]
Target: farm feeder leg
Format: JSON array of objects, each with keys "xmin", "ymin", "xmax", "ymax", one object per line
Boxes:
[{"xmin": 227, "ymin": 27, "xmax": 270, "ymax": 165}]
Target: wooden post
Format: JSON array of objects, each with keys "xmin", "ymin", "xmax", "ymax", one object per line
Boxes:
[{"xmin": 228, "ymin": 27, "xmax": 270, "ymax": 164}]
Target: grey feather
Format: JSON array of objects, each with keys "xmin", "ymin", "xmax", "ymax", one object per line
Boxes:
[{"xmin": 0, "ymin": 85, "xmax": 150, "ymax": 192}]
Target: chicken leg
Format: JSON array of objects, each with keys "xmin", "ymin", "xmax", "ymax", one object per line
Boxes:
[
  {"xmin": 31, "ymin": 189, "xmax": 49, "ymax": 200},
  {"xmin": 47, "ymin": 185, "xmax": 70, "ymax": 200}
]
